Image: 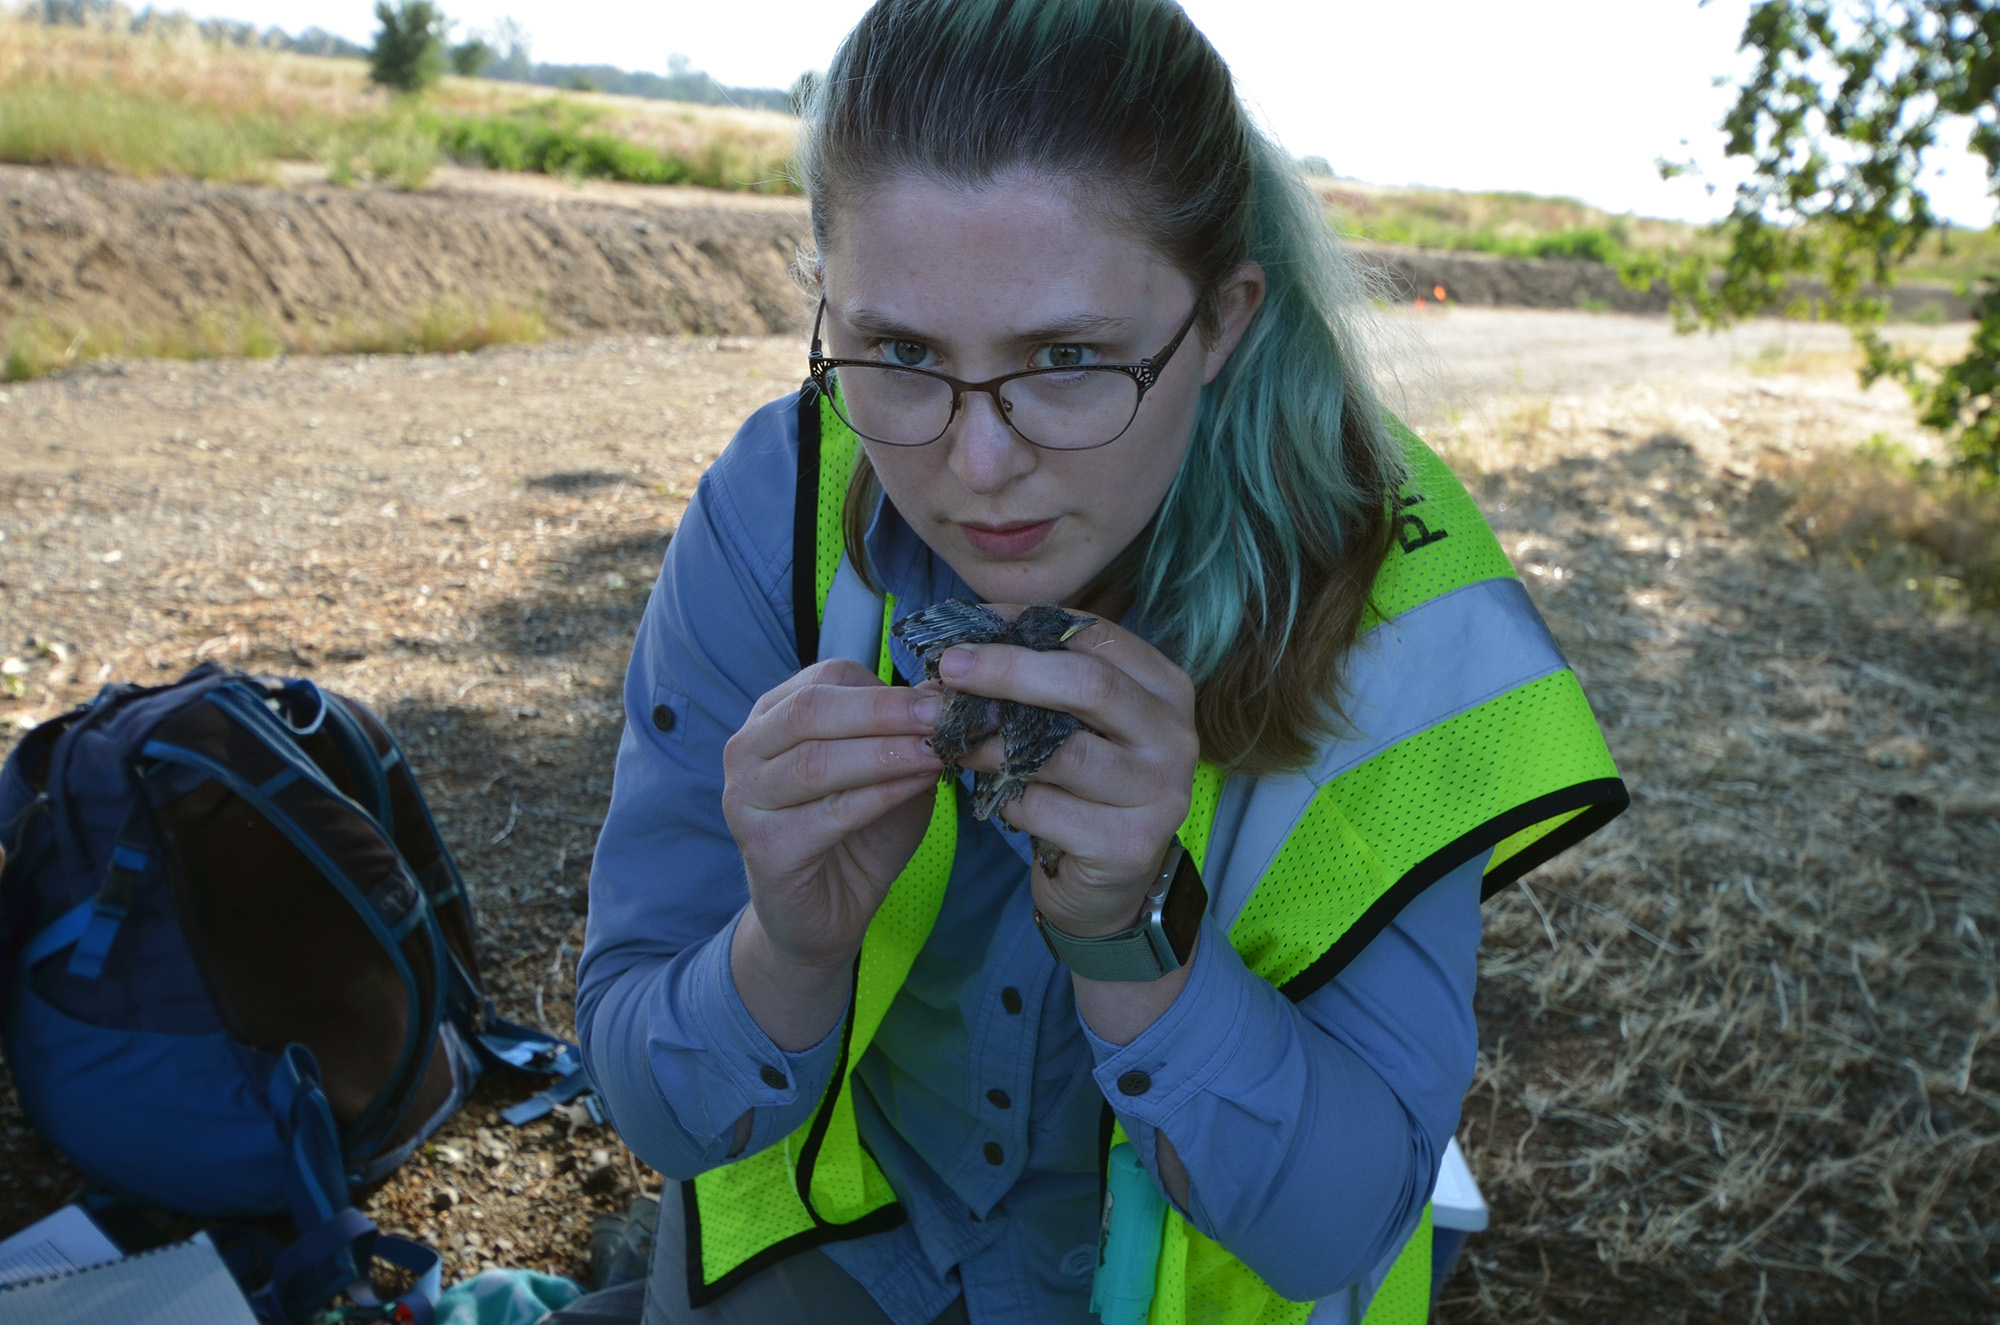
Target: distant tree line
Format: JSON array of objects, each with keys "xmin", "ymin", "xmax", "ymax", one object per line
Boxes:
[
  {"xmin": 21, "ymin": 0, "xmax": 791, "ymax": 113},
  {"xmin": 23, "ymin": 0, "xmax": 369, "ymax": 58},
  {"xmin": 496, "ymin": 64, "xmax": 790, "ymax": 112}
]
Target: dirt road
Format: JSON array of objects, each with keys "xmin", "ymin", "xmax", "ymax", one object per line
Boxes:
[{"xmin": 2, "ymin": 310, "xmax": 1992, "ymax": 1320}]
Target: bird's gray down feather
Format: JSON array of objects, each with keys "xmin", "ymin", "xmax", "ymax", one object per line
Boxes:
[{"xmin": 891, "ymin": 600, "xmax": 1094, "ymax": 877}]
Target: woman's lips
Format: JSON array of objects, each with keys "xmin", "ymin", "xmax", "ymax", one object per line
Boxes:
[{"xmin": 958, "ymin": 518, "xmax": 1056, "ymax": 559}]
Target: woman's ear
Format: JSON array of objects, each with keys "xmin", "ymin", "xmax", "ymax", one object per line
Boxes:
[{"xmin": 1200, "ymin": 260, "xmax": 1267, "ymax": 385}]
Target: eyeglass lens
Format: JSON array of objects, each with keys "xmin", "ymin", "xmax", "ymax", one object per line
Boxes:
[{"xmin": 830, "ymin": 364, "xmax": 1141, "ymax": 449}]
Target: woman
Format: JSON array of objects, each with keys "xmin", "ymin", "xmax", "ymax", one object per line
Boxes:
[{"xmin": 562, "ymin": 2, "xmax": 1626, "ymax": 1322}]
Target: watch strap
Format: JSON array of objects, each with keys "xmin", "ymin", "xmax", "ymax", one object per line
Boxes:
[
  {"xmin": 1035, "ymin": 841, "xmax": 1205, "ymax": 982},
  {"xmin": 1035, "ymin": 916, "xmax": 1181, "ymax": 982}
]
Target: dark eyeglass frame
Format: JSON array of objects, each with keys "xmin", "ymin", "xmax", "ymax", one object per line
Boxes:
[{"xmin": 806, "ymin": 296, "xmax": 1203, "ymax": 450}]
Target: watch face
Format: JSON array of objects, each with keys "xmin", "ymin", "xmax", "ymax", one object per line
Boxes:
[{"xmin": 1161, "ymin": 849, "xmax": 1208, "ymax": 964}]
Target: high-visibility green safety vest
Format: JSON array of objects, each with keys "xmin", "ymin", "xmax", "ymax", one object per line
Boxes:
[{"xmin": 685, "ymin": 388, "xmax": 1628, "ymax": 1323}]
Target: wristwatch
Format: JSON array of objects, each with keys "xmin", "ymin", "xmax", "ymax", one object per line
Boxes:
[{"xmin": 1034, "ymin": 840, "xmax": 1207, "ymax": 981}]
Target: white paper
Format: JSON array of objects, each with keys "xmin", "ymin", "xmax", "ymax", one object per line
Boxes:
[
  {"xmin": 0, "ymin": 1232, "xmax": 257, "ymax": 1325},
  {"xmin": 0, "ymin": 1206, "xmax": 122, "ymax": 1288}
]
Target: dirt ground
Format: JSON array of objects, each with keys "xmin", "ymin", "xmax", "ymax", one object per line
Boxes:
[{"xmin": 1, "ymin": 308, "xmax": 1993, "ymax": 1320}]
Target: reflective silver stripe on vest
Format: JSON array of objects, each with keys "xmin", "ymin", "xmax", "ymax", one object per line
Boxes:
[
  {"xmin": 819, "ymin": 556, "xmax": 885, "ymax": 668},
  {"xmin": 1203, "ymin": 576, "xmax": 1566, "ymax": 931}
]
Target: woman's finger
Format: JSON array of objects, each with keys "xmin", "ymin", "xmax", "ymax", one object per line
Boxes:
[
  {"xmin": 988, "ymin": 781, "xmax": 1181, "ymax": 889},
  {"xmin": 1057, "ymin": 617, "xmax": 1196, "ymax": 704},
  {"xmin": 746, "ymin": 657, "xmax": 870, "ymax": 719},
  {"xmin": 802, "ymin": 772, "xmax": 943, "ymax": 845},
  {"xmin": 747, "ymin": 732, "xmax": 943, "ymax": 811},
  {"xmin": 735, "ymin": 675, "xmax": 942, "ymax": 761},
  {"xmin": 1000, "ymin": 727, "xmax": 1163, "ymax": 808},
  {"xmin": 962, "ymin": 613, "xmax": 1193, "ymax": 706},
  {"xmin": 938, "ymin": 643, "xmax": 1167, "ymax": 749},
  {"xmin": 735, "ymin": 772, "xmax": 940, "ymax": 896}
]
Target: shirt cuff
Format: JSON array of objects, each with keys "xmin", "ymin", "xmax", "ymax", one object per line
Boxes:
[
  {"xmin": 1079, "ymin": 912, "xmax": 1254, "ymax": 1131},
  {"xmin": 648, "ymin": 909, "xmax": 848, "ymax": 1142}
]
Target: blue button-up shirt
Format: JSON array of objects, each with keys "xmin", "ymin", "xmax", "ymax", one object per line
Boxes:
[{"xmin": 579, "ymin": 395, "xmax": 1482, "ymax": 1325}]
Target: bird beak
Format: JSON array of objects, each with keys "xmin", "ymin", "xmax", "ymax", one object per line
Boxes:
[{"xmin": 1059, "ymin": 619, "xmax": 1092, "ymax": 642}]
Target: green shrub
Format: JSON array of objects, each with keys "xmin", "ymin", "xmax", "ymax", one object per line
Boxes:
[
  {"xmin": 0, "ymin": 80, "xmax": 291, "ymax": 181},
  {"xmin": 365, "ymin": 119, "xmax": 440, "ymax": 189},
  {"xmin": 1531, "ymin": 227, "xmax": 1623, "ymax": 264},
  {"xmin": 448, "ymin": 38, "xmax": 493, "ymax": 77},
  {"xmin": 369, "ymin": 0, "xmax": 446, "ymax": 94},
  {"xmin": 434, "ymin": 103, "xmax": 710, "ymax": 185}
]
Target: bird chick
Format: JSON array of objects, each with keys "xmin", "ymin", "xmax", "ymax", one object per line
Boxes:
[
  {"xmin": 892, "ymin": 599, "xmax": 1010, "ymax": 774},
  {"xmin": 892, "ymin": 601, "xmax": 1094, "ymax": 876}
]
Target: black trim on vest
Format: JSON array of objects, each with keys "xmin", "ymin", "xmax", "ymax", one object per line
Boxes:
[
  {"xmin": 1278, "ymin": 777, "xmax": 1630, "ymax": 1004},
  {"xmin": 682, "ymin": 1178, "xmax": 906, "ymax": 1309},
  {"xmin": 791, "ymin": 382, "xmax": 824, "ymax": 671},
  {"xmin": 789, "ymin": 956, "xmax": 861, "ymax": 1218},
  {"xmin": 1477, "ymin": 778, "xmax": 1630, "ymax": 902},
  {"xmin": 683, "ymin": 952, "xmax": 913, "ymax": 1308}
]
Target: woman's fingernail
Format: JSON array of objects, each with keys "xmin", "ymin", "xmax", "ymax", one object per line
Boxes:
[
  {"xmin": 913, "ymin": 694, "xmax": 942, "ymax": 724},
  {"xmin": 940, "ymin": 648, "xmax": 971, "ymax": 679}
]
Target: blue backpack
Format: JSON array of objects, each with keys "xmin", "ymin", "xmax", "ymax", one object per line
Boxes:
[{"xmin": 0, "ymin": 665, "xmax": 589, "ymax": 1322}]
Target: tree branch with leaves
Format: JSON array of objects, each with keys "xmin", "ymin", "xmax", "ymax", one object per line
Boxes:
[{"xmin": 1672, "ymin": 0, "xmax": 1998, "ymax": 471}]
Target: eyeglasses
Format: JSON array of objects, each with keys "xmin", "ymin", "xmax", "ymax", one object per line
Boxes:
[{"xmin": 806, "ymin": 297, "xmax": 1202, "ymax": 450}]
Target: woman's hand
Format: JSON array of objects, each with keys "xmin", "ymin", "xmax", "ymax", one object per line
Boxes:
[
  {"xmin": 938, "ymin": 614, "xmax": 1199, "ymax": 941},
  {"xmin": 722, "ymin": 659, "xmax": 943, "ymax": 1048}
]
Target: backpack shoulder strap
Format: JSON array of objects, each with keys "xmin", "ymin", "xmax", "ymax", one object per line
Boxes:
[{"xmin": 255, "ymin": 1044, "xmax": 443, "ymax": 1325}]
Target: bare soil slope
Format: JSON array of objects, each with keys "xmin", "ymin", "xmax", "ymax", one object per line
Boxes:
[
  {"xmin": 1, "ymin": 164, "xmax": 815, "ymax": 343},
  {"xmin": 0, "ymin": 310, "xmax": 1993, "ymax": 1320}
]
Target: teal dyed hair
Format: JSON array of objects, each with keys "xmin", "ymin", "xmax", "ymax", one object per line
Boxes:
[{"xmin": 800, "ymin": 0, "xmax": 1404, "ymax": 771}]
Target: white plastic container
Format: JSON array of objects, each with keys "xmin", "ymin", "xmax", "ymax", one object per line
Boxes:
[{"xmin": 1428, "ymin": 1136, "xmax": 1489, "ymax": 1305}]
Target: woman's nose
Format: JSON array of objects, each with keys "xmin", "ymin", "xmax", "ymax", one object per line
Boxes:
[{"xmin": 944, "ymin": 389, "xmax": 1037, "ymax": 494}]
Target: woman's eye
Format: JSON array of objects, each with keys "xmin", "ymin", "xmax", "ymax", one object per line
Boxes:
[
  {"xmin": 886, "ymin": 341, "xmax": 932, "ymax": 368},
  {"xmin": 1035, "ymin": 344, "xmax": 1093, "ymax": 370}
]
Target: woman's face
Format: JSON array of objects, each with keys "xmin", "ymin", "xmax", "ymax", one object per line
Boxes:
[{"xmin": 818, "ymin": 172, "xmax": 1262, "ymax": 610}]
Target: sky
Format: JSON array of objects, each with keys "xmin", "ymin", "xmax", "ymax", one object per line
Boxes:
[{"xmin": 189, "ymin": 0, "xmax": 1995, "ymax": 227}]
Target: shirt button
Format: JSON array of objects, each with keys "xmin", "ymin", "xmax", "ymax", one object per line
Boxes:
[
  {"xmin": 986, "ymin": 1088, "xmax": 1011, "ymax": 1110},
  {"xmin": 651, "ymin": 704, "xmax": 675, "ymax": 733},
  {"xmin": 759, "ymin": 1065, "xmax": 788, "ymax": 1090},
  {"xmin": 1000, "ymin": 987, "xmax": 1023, "ymax": 1015},
  {"xmin": 983, "ymin": 1142, "xmax": 1004, "ymax": 1166},
  {"xmin": 1117, "ymin": 1071, "xmax": 1152, "ymax": 1097}
]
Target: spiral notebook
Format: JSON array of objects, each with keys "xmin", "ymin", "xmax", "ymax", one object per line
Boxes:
[{"xmin": 0, "ymin": 1230, "xmax": 257, "ymax": 1325}]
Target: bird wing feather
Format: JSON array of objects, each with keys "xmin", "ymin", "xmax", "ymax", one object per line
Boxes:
[{"xmin": 891, "ymin": 600, "xmax": 1010, "ymax": 656}]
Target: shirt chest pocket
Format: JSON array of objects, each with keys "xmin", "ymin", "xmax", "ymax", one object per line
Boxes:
[{"xmin": 646, "ymin": 680, "xmax": 690, "ymax": 746}]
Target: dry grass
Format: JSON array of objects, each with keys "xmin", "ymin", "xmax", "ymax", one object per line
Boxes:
[
  {"xmin": 2, "ymin": 297, "xmax": 546, "ymax": 382},
  {"xmin": 0, "ymin": 12, "xmax": 796, "ymax": 190},
  {"xmin": 1432, "ymin": 379, "xmax": 2000, "ymax": 1320},
  {"xmin": 1782, "ymin": 444, "xmax": 2000, "ymax": 614},
  {"xmin": 537, "ymin": 96, "xmax": 797, "ymax": 194},
  {"xmin": 1316, "ymin": 177, "xmax": 1997, "ymax": 291},
  {"xmin": 1319, "ymin": 178, "xmax": 1708, "ymax": 267}
]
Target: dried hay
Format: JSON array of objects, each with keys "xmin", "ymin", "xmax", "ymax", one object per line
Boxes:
[{"xmin": 1435, "ymin": 373, "xmax": 1999, "ymax": 1320}]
